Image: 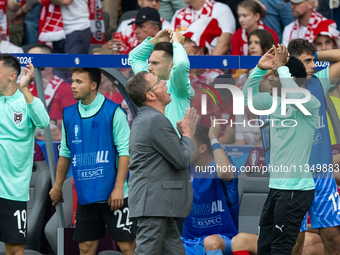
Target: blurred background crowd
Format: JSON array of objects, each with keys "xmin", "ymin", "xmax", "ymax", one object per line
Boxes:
[{"xmin": 3, "ymin": 0, "xmax": 339, "ymax": 147}]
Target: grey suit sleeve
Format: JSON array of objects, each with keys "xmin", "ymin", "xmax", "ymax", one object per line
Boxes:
[{"xmin": 150, "ymin": 115, "xmax": 192, "ymax": 170}]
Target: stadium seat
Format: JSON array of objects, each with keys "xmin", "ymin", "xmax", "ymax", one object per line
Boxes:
[
  {"xmin": 103, "ymin": 11, "xmax": 111, "ymax": 42},
  {"xmin": 89, "ymin": 44, "xmax": 103, "ymax": 54},
  {"xmin": 98, "ymin": 251, "xmax": 123, "ymax": 255},
  {"xmin": 118, "ymin": 10, "xmax": 138, "ymax": 27},
  {"xmin": 0, "ymin": 160, "xmax": 50, "ymax": 254},
  {"xmin": 238, "ymin": 171, "xmax": 270, "ymax": 234},
  {"xmin": 44, "ymin": 176, "xmax": 74, "ymax": 254},
  {"xmin": 22, "ymin": 44, "xmax": 31, "ymax": 53},
  {"xmin": 27, "ymin": 161, "xmax": 51, "ymax": 250}
]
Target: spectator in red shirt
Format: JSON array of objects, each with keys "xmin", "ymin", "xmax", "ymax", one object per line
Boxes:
[
  {"xmin": 103, "ymin": 0, "xmax": 169, "ymax": 54},
  {"xmin": 28, "ymin": 43, "xmax": 77, "ymax": 141},
  {"xmin": 231, "ymin": 0, "xmax": 279, "ymax": 56}
]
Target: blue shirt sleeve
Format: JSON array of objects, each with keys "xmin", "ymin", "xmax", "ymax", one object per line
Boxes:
[{"xmin": 220, "ymin": 178, "xmax": 238, "ymax": 205}]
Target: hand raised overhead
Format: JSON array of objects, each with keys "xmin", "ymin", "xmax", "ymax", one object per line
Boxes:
[
  {"xmin": 149, "ymin": 29, "xmax": 172, "ymax": 45},
  {"xmin": 20, "ymin": 62, "xmax": 34, "ymax": 91},
  {"xmin": 257, "ymin": 46, "xmax": 275, "ymax": 71},
  {"xmin": 170, "ymin": 32, "xmax": 185, "ymax": 45},
  {"xmin": 274, "ymin": 44, "xmax": 289, "ymax": 68}
]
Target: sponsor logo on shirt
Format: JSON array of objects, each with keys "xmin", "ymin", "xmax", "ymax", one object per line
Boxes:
[
  {"xmin": 72, "ymin": 151, "xmax": 110, "ymax": 167},
  {"xmin": 76, "ymin": 167, "xmax": 104, "ymax": 180},
  {"xmin": 192, "ymin": 200, "xmax": 225, "ymax": 216},
  {"xmin": 73, "ymin": 150, "xmax": 110, "ymax": 180},
  {"xmin": 191, "ymin": 215, "xmax": 223, "ymax": 228}
]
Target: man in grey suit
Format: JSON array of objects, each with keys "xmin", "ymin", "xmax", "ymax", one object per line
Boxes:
[{"xmin": 126, "ymin": 70, "xmax": 196, "ymax": 255}]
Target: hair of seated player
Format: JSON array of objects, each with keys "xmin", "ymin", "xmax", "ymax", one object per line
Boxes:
[{"xmin": 194, "ymin": 125, "xmax": 212, "ymax": 153}]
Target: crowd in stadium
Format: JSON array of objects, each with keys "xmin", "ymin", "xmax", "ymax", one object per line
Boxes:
[{"xmin": 2, "ymin": 0, "xmax": 340, "ymax": 255}]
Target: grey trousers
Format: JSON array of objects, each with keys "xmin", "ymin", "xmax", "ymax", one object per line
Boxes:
[{"xmin": 134, "ymin": 217, "xmax": 186, "ymax": 255}]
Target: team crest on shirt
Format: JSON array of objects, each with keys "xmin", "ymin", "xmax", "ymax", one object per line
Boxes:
[{"xmin": 13, "ymin": 112, "xmax": 23, "ymax": 125}]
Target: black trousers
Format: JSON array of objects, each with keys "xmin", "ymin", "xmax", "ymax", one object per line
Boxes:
[{"xmin": 258, "ymin": 188, "xmax": 315, "ymax": 255}]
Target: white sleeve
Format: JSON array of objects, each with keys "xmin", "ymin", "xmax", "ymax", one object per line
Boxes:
[
  {"xmin": 117, "ymin": 18, "xmax": 134, "ymax": 36},
  {"xmin": 116, "ymin": 23, "xmax": 122, "ymax": 33},
  {"xmin": 282, "ymin": 23, "xmax": 293, "ymax": 46},
  {"xmin": 212, "ymin": 2, "xmax": 236, "ymax": 34},
  {"xmin": 162, "ymin": 19, "xmax": 171, "ymax": 29}
]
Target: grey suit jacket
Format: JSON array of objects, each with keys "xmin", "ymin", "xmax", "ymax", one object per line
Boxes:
[{"xmin": 128, "ymin": 106, "xmax": 194, "ymax": 218}]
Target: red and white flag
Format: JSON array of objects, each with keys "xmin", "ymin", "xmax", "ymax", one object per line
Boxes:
[
  {"xmin": 38, "ymin": 0, "xmax": 106, "ymax": 44},
  {"xmin": 38, "ymin": 0, "xmax": 66, "ymax": 43},
  {"xmin": 0, "ymin": 0, "xmax": 8, "ymax": 40},
  {"xmin": 311, "ymin": 19, "xmax": 340, "ymax": 48},
  {"xmin": 181, "ymin": 17, "xmax": 222, "ymax": 54},
  {"xmin": 89, "ymin": 0, "xmax": 106, "ymax": 44}
]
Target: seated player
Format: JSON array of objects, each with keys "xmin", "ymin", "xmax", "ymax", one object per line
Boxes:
[{"xmin": 182, "ymin": 120, "xmax": 257, "ymax": 255}]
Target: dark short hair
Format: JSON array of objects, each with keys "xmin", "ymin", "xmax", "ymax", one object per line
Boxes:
[
  {"xmin": 153, "ymin": 42, "xmax": 173, "ymax": 59},
  {"xmin": 194, "ymin": 125, "xmax": 212, "ymax": 154},
  {"xmin": 238, "ymin": 0, "xmax": 267, "ymax": 19},
  {"xmin": 27, "ymin": 43, "xmax": 53, "ymax": 54},
  {"xmin": 285, "ymin": 56, "xmax": 307, "ymax": 87},
  {"xmin": 0, "ymin": 54, "xmax": 21, "ymax": 78},
  {"xmin": 287, "ymin": 38, "xmax": 316, "ymax": 58},
  {"xmin": 70, "ymin": 68, "xmax": 102, "ymax": 90},
  {"xmin": 126, "ymin": 71, "xmax": 149, "ymax": 107},
  {"xmin": 149, "ymin": 20, "xmax": 162, "ymax": 31},
  {"xmin": 248, "ymin": 29, "xmax": 275, "ymax": 55}
]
